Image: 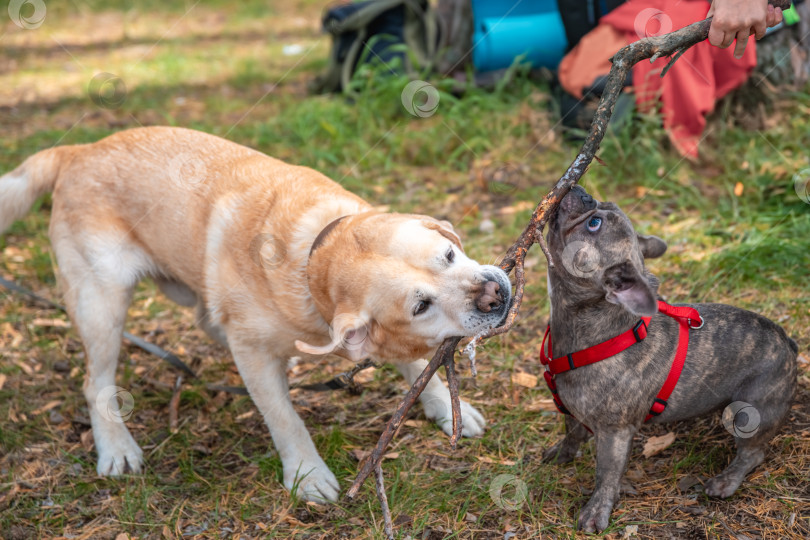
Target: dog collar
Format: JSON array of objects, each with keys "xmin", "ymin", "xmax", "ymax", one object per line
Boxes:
[
  {"xmin": 309, "ymin": 215, "xmax": 349, "ymax": 258},
  {"xmin": 306, "ymin": 216, "xmax": 350, "ymax": 322},
  {"xmin": 540, "ymin": 300, "xmax": 703, "ymax": 423}
]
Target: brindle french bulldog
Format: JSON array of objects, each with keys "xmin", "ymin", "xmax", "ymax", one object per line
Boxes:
[{"xmin": 541, "ymin": 186, "xmax": 798, "ymax": 532}]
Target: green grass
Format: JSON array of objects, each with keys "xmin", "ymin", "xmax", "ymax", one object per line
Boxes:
[{"xmin": 1, "ymin": 0, "xmax": 809, "ymax": 538}]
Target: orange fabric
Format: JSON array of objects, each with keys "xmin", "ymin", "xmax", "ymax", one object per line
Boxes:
[
  {"xmin": 602, "ymin": 0, "xmax": 756, "ymax": 158},
  {"xmin": 558, "ymin": 24, "xmax": 628, "ymax": 99}
]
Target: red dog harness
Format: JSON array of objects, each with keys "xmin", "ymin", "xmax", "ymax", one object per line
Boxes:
[{"xmin": 540, "ymin": 300, "xmax": 703, "ymax": 423}]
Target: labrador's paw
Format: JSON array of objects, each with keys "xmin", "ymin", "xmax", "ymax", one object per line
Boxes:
[
  {"xmin": 285, "ymin": 460, "xmax": 340, "ymax": 503},
  {"xmin": 577, "ymin": 498, "xmax": 613, "ymax": 533},
  {"xmin": 95, "ymin": 431, "xmax": 144, "ymax": 476},
  {"xmin": 423, "ymin": 396, "xmax": 486, "ymax": 437}
]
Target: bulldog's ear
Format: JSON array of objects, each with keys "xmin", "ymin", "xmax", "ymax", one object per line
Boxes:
[
  {"xmin": 603, "ymin": 263, "xmax": 658, "ymax": 317},
  {"xmin": 295, "ymin": 311, "xmax": 374, "ymax": 362},
  {"xmin": 422, "ymin": 219, "xmax": 463, "ymax": 249},
  {"xmin": 637, "ymin": 234, "xmax": 667, "ymax": 259}
]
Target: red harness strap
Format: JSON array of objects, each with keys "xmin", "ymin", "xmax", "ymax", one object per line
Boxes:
[{"xmin": 540, "ymin": 300, "xmax": 703, "ymax": 423}]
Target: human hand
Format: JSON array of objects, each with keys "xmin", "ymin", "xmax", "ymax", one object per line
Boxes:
[{"xmin": 707, "ymin": 0, "xmax": 784, "ymax": 58}]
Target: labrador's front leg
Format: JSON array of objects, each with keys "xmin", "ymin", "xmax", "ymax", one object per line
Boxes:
[
  {"xmin": 397, "ymin": 359, "xmax": 486, "ymax": 437},
  {"xmin": 229, "ymin": 339, "xmax": 339, "ymax": 502}
]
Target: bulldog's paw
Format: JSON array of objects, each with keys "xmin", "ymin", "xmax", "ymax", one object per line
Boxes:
[
  {"xmin": 423, "ymin": 396, "xmax": 486, "ymax": 437},
  {"xmin": 285, "ymin": 460, "xmax": 340, "ymax": 503},
  {"xmin": 95, "ymin": 431, "xmax": 144, "ymax": 476},
  {"xmin": 577, "ymin": 498, "xmax": 613, "ymax": 533},
  {"xmin": 542, "ymin": 439, "xmax": 578, "ymax": 464},
  {"xmin": 704, "ymin": 474, "xmax": 742, "ymax": 498}
]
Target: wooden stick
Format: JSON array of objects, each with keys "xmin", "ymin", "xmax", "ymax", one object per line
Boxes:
[
  {"xmin": 169, "ymin": 376, "xmax": 182, "ymax": 433},
  {"xmin": 375, "ymin": 462, "xmax": 394, "ymax": 539},
  {"xmin": 444, "ymin": 353, "xmax": 462, "ymax": 450},
  {"xmin": 346, "ymin": 337, "xmax": 460, "ymax": 499}
]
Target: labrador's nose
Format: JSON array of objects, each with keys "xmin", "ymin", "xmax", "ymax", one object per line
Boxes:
[{"xmin": 476, "ymin": 280, "xmax": 502, "ymax": 313}]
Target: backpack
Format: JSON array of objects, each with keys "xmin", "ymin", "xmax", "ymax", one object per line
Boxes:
[
  {"xmin": 310, "ymin": 0, "xmax": 439, "ymax": 94},
  {"xmin": 556, "ymin": 0, "xmax": 626, "ymax": 49}
]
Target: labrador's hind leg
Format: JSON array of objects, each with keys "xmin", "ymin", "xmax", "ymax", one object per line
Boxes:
[{"xmin": 53, "ymin": 228, "xmax": 148, "ymax": 475}]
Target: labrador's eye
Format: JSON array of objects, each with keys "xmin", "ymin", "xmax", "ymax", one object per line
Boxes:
[
  {"xmin": 413, "ymin": 300, "xmax": 431, "ymax": 316},
  {"xmin": 446, "ymin": 248, "xmax": 455, "ymax": 263},
  {"xmin": 587, "ymin": 216, "xmax": 602, "ymax": 232}
]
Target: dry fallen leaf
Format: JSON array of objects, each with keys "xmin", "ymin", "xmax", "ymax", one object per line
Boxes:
[
  {"xmin": 352, "ymin": 449, "xmax": 399, "ymax": 462},
  {"xmin": 1, "ymin": 323, "xmax": 24, "ymax": 348},
  {"xmin": 80, "ymin": 429, "xmax": 94, "ymax": 452},
  {"xmin": 511, "ymin": 371, "xmax": 538, "ymax": 388},
  {"xmin": 497, "ymin": 201, "xmax": 534, "ymax": 216},
  {"xmin": 31, "ymin": 318, "xmax": 71, "ymax": 328},
  {"xmin": 642, "ymin": 432, "xmax": 676, "ymax": 458},
  {"xmin": 352, "ymin": 449, "xmax": 370, "ymax": 462},
  {"xmin": 477, "ymin": 456, "xmax": 517, "ymax": 466},
  {"xmin": 14, "ymin": 360, "xmax": 33, "ymax": 376},
  {"xmin": 32, "ymin": 400, "xmax": 61, "ymax": 415}
]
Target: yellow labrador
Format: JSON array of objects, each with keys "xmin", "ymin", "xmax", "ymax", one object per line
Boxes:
[{"xmin": 0, "ymin": 127, "xmax": 511, "ymax": 501}]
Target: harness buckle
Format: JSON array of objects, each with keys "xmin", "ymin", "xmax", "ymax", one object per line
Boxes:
[
  {"xmin": 688, "ymin": 316, "xmax": 705, "ymax": 329},
  {"xmin": 649, "ymin": 397, "xmax": 668, "ymax": 416},
  {"xmin": 632, "ymin": 319, "xmax": 646, "ymax": 342}
]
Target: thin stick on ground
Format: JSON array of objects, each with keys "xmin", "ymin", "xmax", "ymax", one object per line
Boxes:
[
  {"xmin": 374, "ymin": 463, "xmax": 394, "ymax": 539},
  {"xmin": 347, "ymin": 0, "xmax": 792, "ymax": 525},
  {"xmin": 169, "ymin": 376, "xmax": 182, "ymax": 433}
]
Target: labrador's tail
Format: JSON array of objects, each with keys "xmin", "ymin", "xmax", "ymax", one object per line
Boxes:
[{"xmin": 0, "ymin": 146, "xmax": 72, "ymax": 233}]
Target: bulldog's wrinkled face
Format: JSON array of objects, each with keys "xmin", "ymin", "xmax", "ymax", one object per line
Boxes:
[
  {"xmin": 299, "ymin": 213, "xmax": 512, "ymax": 362},
  {"xmin": 546, "ymin": 186, "xmax": 667, "ymax": 316}
]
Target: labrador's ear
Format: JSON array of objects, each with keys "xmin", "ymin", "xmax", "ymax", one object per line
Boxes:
[
  {"xmin": 603, "ymin": 263, "xmax": 658, "ymax": 317},
  {"xmin": 422, "ymin": 219, "xmax": 463, "ymax": 249},
  {"xmin": 637, "ymin": 234, "xmax": 667, "ymax": 259},
  {"xmin": 295, "ymin": 310, "xmax": 375, "ymax": 362}
]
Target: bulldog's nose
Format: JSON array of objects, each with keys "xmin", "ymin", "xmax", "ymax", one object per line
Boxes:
[
  {"xmin": 476, "ymin": 280, "xmax": 502, "ymax": 313},
  {"xmin": 571, "ymin": 185, "xmax": 596, "ymax": 211},
  {"xmin": 563, "ymin": 185, "xmax": 597, "ymax": 213}
]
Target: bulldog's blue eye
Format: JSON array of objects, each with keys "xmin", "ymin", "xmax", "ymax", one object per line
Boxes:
[{"xmin": 587, "ymin": 216, "xmax": 602, "ymax": 232}]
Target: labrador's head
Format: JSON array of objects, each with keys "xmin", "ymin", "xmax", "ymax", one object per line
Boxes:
[{"xmin": 298, "ymin": 212, "xmax": 512, "ymax": 361}]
